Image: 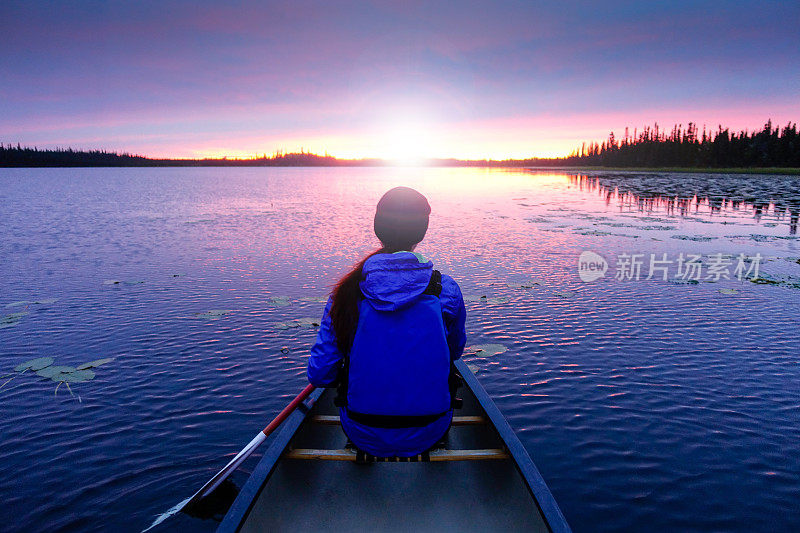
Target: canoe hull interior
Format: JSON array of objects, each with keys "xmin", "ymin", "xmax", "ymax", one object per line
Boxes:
[{"xmin": 218, "ymin": 360, "xmax": 569, "ymax": 532}]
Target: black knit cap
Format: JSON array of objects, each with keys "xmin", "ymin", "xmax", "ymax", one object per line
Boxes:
[{"xmin": 373, "ymin": 186, "xmax": 431, "ymax": 249}]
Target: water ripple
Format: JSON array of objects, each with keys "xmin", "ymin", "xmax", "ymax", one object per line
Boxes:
[{"xmin": 1, "ymin": 168, "xmax": 799, "ymax": 532}]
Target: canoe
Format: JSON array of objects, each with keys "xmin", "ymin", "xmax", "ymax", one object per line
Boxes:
[{"xmin": 218, "ymin": 359, "xmax": 571, "ymax": 532}]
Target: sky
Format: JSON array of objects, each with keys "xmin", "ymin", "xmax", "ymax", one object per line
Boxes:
[{"xmin": 2, "ymin": 1, "xmax": 799, "ymax": 161}]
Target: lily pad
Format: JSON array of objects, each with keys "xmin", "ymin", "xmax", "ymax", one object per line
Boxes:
[
  {"xmin": 300, "ymin": 296, "xmax": 329, "ymax": 303},
  {"xmin": 466, "ymin": 344, "xmax": 508, "ymax": 357},
  {"xmin": 14, "ymin": 357, "xmax": 54, "ymax": 372},
  {"xmin": 718, "ymin": 288, "xmax": 739, "ymax": 295},
  {"xmin": 750, "ymin": 276, "xmax": 781, "ymax": 285},
  {"xmin": 463, "ymin": 294, "xmax": 509, "ymax": 304},
  {"xmin": 597, "ymin": 222, "xmax": 637, "ymax": 228},
  {"xmin": 103, "ymin": 280, "xmax": 122, "ymax": 285},
  {"xmin": 36, "ymin": 365, "xmax": 76, "ymax": 379},
  {"xmin": 194, "ymin": 309, "xmax": 233, "ymax": 319},
  {"xmin": 576, "ymin": 230, "xmax": 612, "ymax": 236},
  {"xmin": 0, "ymin": 312, "xmax": 28, "ymax": 328},
  {"xmin": 669, "ymin": 278, "xmax": 700, "ymax": 285},
  {"xmin": 76, "ymin": 358, "xmax": 115, "ymax": 370},
  {"xmin": 54, "ymin": 369, "xmax": 95, "ymax": 383},
  {"xmin": 275, "ymin": 318, "xmax": 319, "ymax": 330},
  {"xmin": 5, "ymin": 299, "xmax": 56, "ymax": 308},
  {"xmin": 671, "ymin": 235, "xmax": 715, "ymax": 242},
  {"xmin": 268, "ymin": 296, "xmax": 291, "ymax": 307},
  {"xmin": 274, "ymin": 321, "xmax": 301, "ymax": 330},
  {"xmin": 506, "ymin": 280, "xmax": 541, "ymax": 289},
  {"xmin": 554, "ymin": 291, "xmax": 575, "ymax": 298}
]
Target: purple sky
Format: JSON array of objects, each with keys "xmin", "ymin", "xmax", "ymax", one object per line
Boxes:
[{"xmin": 2, "ymin": 1, "xmax": 799, "ymax": 159}]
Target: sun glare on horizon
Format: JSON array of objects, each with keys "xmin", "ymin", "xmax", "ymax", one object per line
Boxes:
[{"xmin": 372, "ymin": 111, "xmax": 442, "ymax": 165}]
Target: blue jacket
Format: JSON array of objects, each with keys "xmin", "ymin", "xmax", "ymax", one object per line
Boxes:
[{"xmin": 307, "ymin": 252, "xmax": 467, "ymax": 457}]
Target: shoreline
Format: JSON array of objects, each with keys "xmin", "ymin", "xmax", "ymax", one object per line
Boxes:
[
  {"xmin": 530, "ymin": 166, "xmax": 800, "ymax": 176},
  {"xmin": 2, "ymin": 164, "xmax": 799, "ymax": 175}
]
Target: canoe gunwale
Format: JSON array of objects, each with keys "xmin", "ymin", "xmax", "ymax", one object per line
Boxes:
[
  {"xmin": 217, "ymin": 388, "xmax": 324, "ymax": 533},
  {"xmin": 452, "ymin": 359, "xmax": 571, "ymax": 533}
]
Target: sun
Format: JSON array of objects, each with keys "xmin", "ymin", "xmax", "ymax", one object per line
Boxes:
[{"xmin": 375, "ymin": 113, "xmax": 440, "ymax": 165}]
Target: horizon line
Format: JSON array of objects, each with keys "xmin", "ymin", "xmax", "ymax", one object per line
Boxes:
[{"xmin": 3, "ymin": 117, "xmax": 796, "ymax": 164}]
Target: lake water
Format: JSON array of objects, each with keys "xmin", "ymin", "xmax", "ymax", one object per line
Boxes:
[{"xmin": 1, "ymin": 167, "xmax": 799, "ymax": 532}]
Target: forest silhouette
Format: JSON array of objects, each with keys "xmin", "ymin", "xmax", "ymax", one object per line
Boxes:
[
  {"xmin": 567, "ymin": 120, "xmax": 799, "ymax": 168},
  {"xmin": 2, "ymin": 120, "xmax": 798, "ymax": 169}
]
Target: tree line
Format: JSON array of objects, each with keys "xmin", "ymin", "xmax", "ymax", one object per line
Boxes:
[
  {"xmin": 564, "ymin": 120, "xmax": 800, "ymax": 168},
  {"xmin": 0, "ymin": 144, "xmax": 378, "ymax": 167},
  {"xmin": 2, "ymin": 120, "xmax": 799, "ymax": 168}
]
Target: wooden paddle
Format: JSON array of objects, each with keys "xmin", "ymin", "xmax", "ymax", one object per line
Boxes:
[{"xmin": 183, "ymin": 384, "xmax": 316, "ymax": 509}]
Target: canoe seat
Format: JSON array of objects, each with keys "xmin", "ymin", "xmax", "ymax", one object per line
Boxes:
[
  {"xmin": 284, "ymin": 448, "xmax": 509, "ymax": 461},
  {"xmin": 310, "ymin": 415, "xmax": 488, "ymax": 426}
]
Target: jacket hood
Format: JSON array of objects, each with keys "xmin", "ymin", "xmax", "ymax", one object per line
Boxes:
[{"xmin": 360, "ymin": 251, "xmax": 433, "ymax": 312}]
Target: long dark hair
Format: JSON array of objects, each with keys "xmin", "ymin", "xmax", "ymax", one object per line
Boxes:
[{"xmin": 329, "ymin": 245, "xmax": 401, "ymax": 354}]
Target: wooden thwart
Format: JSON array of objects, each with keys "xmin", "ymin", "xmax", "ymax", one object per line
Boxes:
[
  {"xmin": 310, "ymin": 415, "xmax": 487, "ymax": 426},
  {"xmin": 285, "ymin": 448, "xmax": 509, "ymax": 461}
]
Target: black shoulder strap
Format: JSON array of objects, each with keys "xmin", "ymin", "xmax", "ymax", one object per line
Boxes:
[{"xmin": 423, "ymin": 269, "xmax": 442, "ymax": 297}]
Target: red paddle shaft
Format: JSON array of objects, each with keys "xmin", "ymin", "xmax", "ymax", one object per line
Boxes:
[{"xmin": 261, "ymin": 383, "xmax": 316, "ymax": 437}]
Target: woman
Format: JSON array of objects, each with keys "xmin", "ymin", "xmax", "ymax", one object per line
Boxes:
[{"xmin": 307, "ymin": 186, "xmax": 467, "ymax": 458}]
